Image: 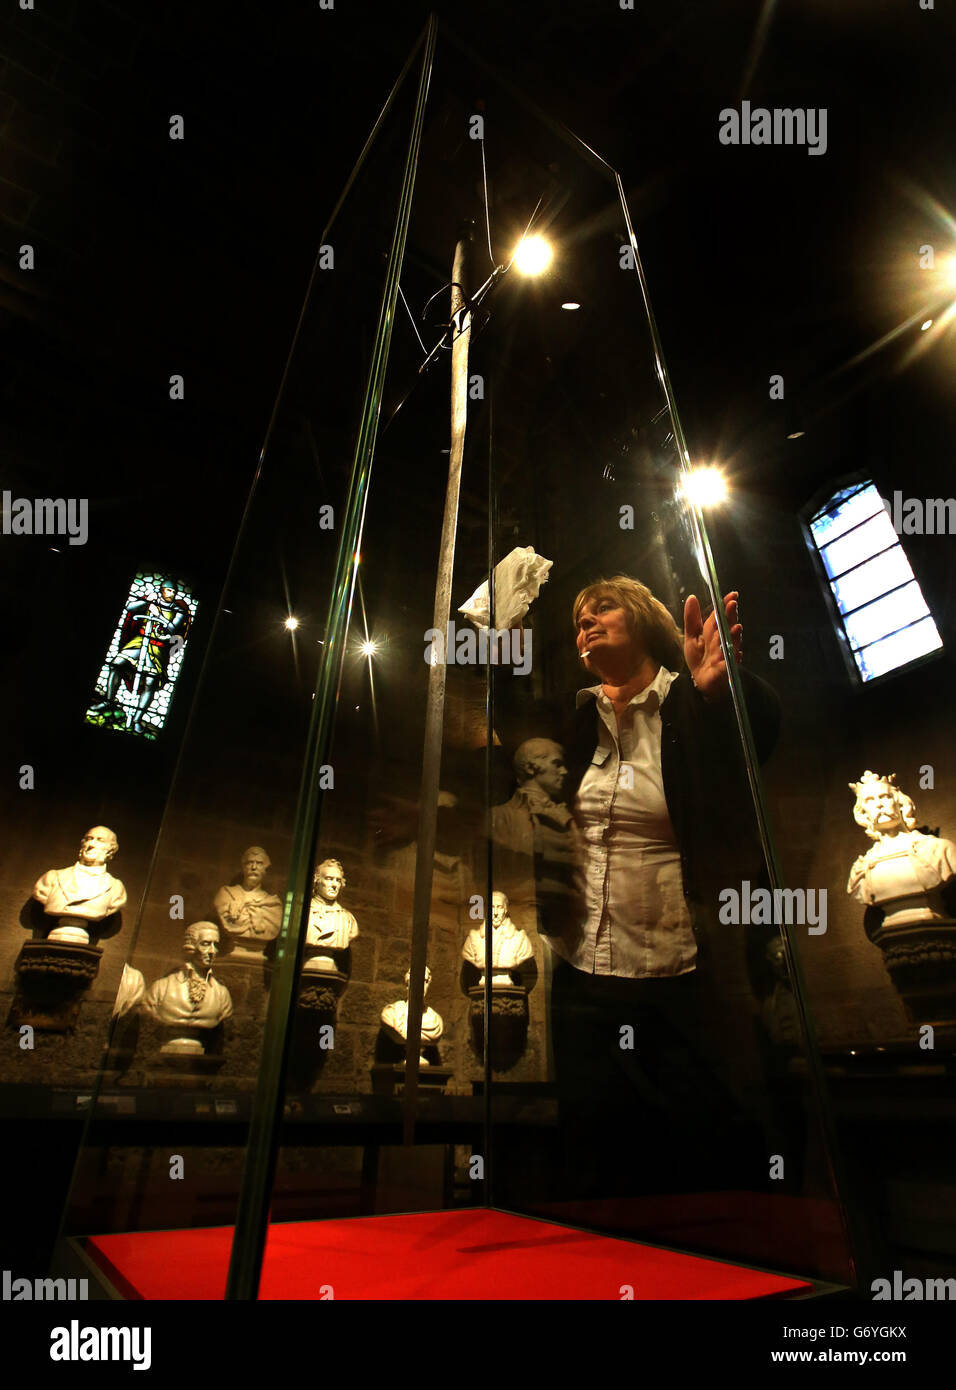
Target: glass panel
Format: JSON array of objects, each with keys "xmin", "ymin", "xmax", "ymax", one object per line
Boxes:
[
  {"xmin": 707, "ymin": 468, "xmax": 950, "ymax": 1287},
  {"xmin": 48, "ymin": 36, "xmax": 431, "ymax": 1296},
  {"xmin": 369, "ymin": 28, "xmax": 850, "ymax": 1290}
]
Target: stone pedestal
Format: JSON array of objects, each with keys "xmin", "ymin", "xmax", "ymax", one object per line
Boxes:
[
  {"xmin": 868, "ymin": 917, "xmax": 956, "ymax": 1028},
  {"xmin": 370, "ymin": 1063, "xmax": 453, "ymax": 1096},
  {"xmin": 298, "ymin": 966, "xmax": 348, "ymax": 1017},
  {"xmin": 468, "ymin": 983, "xmax": 529, "ymax": 1070},
  {"xmin": 285, "ymin": 966, "xmax": 349, "ymax": 1090},
  {"xmin": 11, "ymin": 940, "xmax": 104, "ymax": 1031},
  {"xmin": 221, "ymin": 943, "xmax": 274, "ymax": 964},
  {"xmin": 47, "ymin": 918, "xmax": 92, "ymax": 945},
  {"xmin": 153, "ymin": 1023, "xmax": 226, "ymax": 1071}
]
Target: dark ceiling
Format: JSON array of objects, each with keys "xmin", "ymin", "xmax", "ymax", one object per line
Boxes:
[
  {"xmin": 3, "ymin": 0, "xmax": 953, "ymax": 491},
  {"xmin": 1, "ymin": 0, "xmax": 954, "ymax": 765}
]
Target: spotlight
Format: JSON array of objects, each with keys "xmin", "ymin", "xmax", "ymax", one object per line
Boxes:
[
  {"xmin": 681, "ymin": 467, "xmax": 728, "ymax": 508},
  {"xmin": 513, "ymin": 235, "xmax": 553, "ymax": 276},
  {"xmin": 561, "ymin": 301, "xmax": 581, "ymax": 311},
  {"xmin": 921, "ymin": 319, "xmax": 934, "ymax": 331},
  {"xmin": 787, "ymin": 430, "xmax": 805, "ymax": 440},
  {"xmin": 284, "ymin": 616, "xmax": 299, "ymax": 631},
  {"xmin": 360, "ymin": 639, "xmax": 377, "ymax": 658}
]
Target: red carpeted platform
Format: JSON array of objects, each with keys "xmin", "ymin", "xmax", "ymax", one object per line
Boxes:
[{"xmin": 86, "ymin": 1208, "xmax": 813, "ymax": 1300}]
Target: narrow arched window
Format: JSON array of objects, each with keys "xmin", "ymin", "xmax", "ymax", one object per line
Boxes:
[{"xmin": 804, "ymin": 480, "xmax": 943, "ymax": 683}]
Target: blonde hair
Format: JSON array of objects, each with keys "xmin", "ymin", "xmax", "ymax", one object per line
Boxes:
[{"xmin": 572, "ymin": 576, "xmax": 683, "ymax": 669}]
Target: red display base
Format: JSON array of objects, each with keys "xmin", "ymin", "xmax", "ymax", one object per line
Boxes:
[{"xmin": 86, "ymin": 1208, "xmax": 813, "ymax": 1300}]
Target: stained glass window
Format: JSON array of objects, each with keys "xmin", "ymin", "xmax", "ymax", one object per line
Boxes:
[
  {"xmin": 807, "ymin": 482, "xmax": 942, "ymax": 683},
  {"xmin": 85, "ymin": 572, "xmax": 197, "ymax": 739}
]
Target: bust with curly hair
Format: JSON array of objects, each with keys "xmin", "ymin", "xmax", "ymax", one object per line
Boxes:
[{"xmin": 847, "ymin": 771, "xmax": 956, "ymax": 928}]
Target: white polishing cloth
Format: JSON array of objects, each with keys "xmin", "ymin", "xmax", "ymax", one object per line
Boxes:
[{"xmin": 458, "ymin": 546, "xmax": 553, "ymax": 631}]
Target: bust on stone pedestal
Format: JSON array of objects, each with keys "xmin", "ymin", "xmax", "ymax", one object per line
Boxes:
[
  {"xmin": 32, "ymin": 826, "xmax": 127, "ymax": 945},
  {"xmin": 381, "ymin": 967, "xmax": 444, "ymax": 1063},
  {"xmin": 303, "ymin": 859, "xmax": 358, "ymax": 974},
  {"xmin": 214, "ymin": 846, "xmax": 282, "ymax": 958},
  {"xmin": 462, "ymin": 891, "xmax": 533, "ymax": 985},
  {"xmin": 12, "ymin": 825, "xmax": 126, "ymax": 1032},
  {"xmin": 848, "ymin": 771, "xmax": 956, "ymax": 927},
  {"xmin": 847, "ymin": 770, "xmax": 956, "ymax": 1025},
  {"xmin": 142, "ymin": 922, "xmax": 233, "ymax": 1056}
]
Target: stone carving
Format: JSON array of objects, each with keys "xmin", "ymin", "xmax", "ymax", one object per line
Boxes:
[
  {"xmin": 142, "ymin": 922, "xmax": 233, "ymax": 1055},
  {"xmin": 32, "ymin": 826, "xmax": 126, "ymax": 945},
  {"xmin": 488, "ymin": 740, "xmax": 580, "ymax": 937},
  {"xmin": 848, "ymin": 771, "xmax": 956, "ymax": 925},
  {"xmin": 11, "ymin": 941, "xmax": 102, "ymax": 1032},
  {"xmin": 214, "ymin": 846, "xmax": 282, "ymax": 957},
  {"xmin": 381, "ymin": 967, "xmax": 444, "ymax": 1056},
  {"xmin": 848, "ymin": 770, "xmax": 956, "ymax": 1025},
  {"xmin": 303, "ymin": 859, "xmax": 358, "ymax": 973},
  {"xmin": 462, "ymin": 891, "xmax": 534, "ymax": 985}
]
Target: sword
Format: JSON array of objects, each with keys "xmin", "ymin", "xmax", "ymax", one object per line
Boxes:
[{"xmin": 404, "ymin": 227, "xmax": 474, "ymax": 1142}]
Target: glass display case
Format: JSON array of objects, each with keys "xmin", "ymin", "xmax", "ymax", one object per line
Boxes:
[{"xmin": 9, "ymin": 15, "xmax": 905, "ymax": 1299}]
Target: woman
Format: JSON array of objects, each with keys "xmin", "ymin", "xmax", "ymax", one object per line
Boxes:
[{"xmin": 533, "ymin": 576, "xmax": 781, "ymax": 1200}]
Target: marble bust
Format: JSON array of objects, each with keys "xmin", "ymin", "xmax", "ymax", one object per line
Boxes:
[
  {"xmin": 303, "ymin": 858, "xmax": 358, "ymax": 973},
  {"xmin": 214, "ymin": 846, "xmax": 282, "ymax": 956},
  {"xmin": 33, "ymin": 826, "xmax": 127, "ymax": 944},
  {"xmin": 847, "ymin": 771, "xmax": 956, "ymax": 928},
  {"xmin": 381, "ymin": 967, "xmax": 444, "ymax": 1058},
  {"xmin": 462, "ymin": 891, "xmax": 534, "ymax": 984},
  {"xmin": 487, "ymin": 739, "xmax": 580, "ymax": 937},
  {"xmin": 142, "ymin": 922, "xmax": 233, "ymax": 1053}
]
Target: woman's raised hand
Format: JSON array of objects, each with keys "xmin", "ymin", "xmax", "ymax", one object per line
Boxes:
[{"xmin": 683, "ymin": 591, "xmax": 742, "ymax": 699}]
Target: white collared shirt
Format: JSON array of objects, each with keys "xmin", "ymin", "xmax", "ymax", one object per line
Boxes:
[{"xmin": 548, "ymin": 665, "xmax": 697, "ymax": 979}]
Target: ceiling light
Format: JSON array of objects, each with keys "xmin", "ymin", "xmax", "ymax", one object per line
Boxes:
[
  {"xmin": 513, "ymin": 235, "xmax": 553, "ymax": 276},
  {"xmin": 681, "ymin": 466, "xmax": 728, "ymax": 507}
]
